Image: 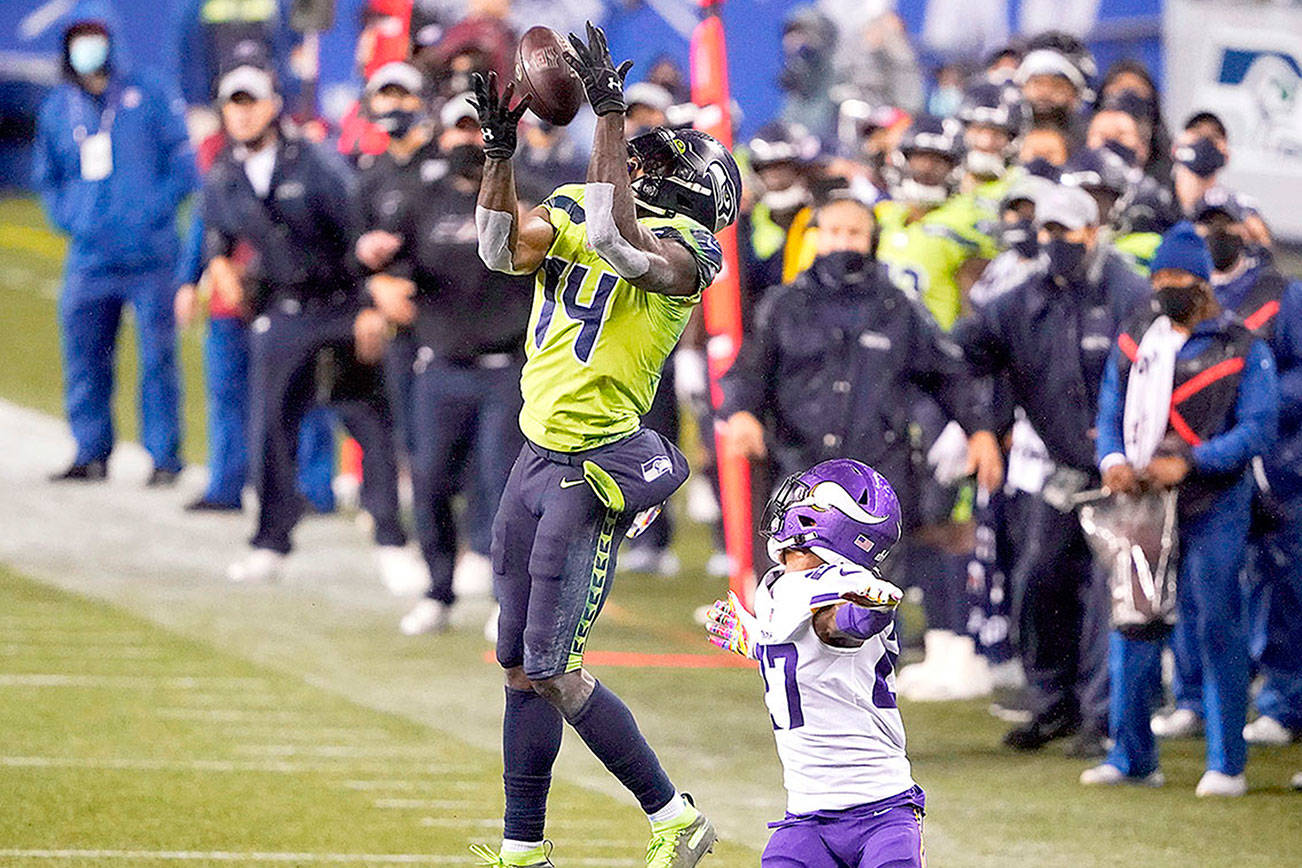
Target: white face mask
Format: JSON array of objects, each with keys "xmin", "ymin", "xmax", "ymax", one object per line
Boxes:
[
  {"xmin": 893, "ymin": 177, "xmax": 949, "ymax": 207},
  {"xmin": 69, "ymin": 33, "xmax": 110, "ymax": 76},
  {"xmin": 965, "ymin": 149, "xmax": 1007, "ymax": 179},
  {"xmin": 761, "ymin": 183, "xmax": 810, "ymax": 213}
]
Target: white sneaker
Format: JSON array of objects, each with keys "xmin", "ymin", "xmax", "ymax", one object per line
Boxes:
[
  {"xmin": 227, "ymin": 548, "xmax": 285, "ymax": 584},
  {"xmin": 897, "ymin": 632, "xmax": 993, "ymax": 702},
  {"xmin": 1243, "ymin": 715, "xmax": 1294, "ymax": 746},
  {"xmin": 1080, "ymin": 764, "xmax": 1164, "ymax": 787},
  {"xmin": 452, "ymin": 551, "xmax": 494, "ymax": 598},
  {"xmin": 1290, "ymin": 771, "xmax": 1302, "ymax": 791},
  {"xmin": 1151, "ymin": 707, "xmax": 1203, "ymax": 739},
  {"xmin": 1195, "ymin": 770, "xmax": 1246, "ymax": 798},
  {"xmin": 400, "ymin": 598, "xmax": 451, "ymax": 635},
  {"xmin": 376, "ymin": 546, "xmax": 431, "ymax": 596},
  {"xmin": 484, "ymin": 603, "xmax": 500, "ymax": 644}
]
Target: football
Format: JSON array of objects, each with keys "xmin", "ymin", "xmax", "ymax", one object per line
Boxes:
[{"xmin": 514, "ymin": 26, "xmax": 584, "ymax": 126}]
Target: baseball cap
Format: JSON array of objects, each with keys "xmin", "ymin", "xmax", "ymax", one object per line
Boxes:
[
  {"xmin": 624, "ymin": 82, "xmax": 672, "ymax": 113},
  {"xmin": 1035, "ymin": 183, "xmax": 1099, "ymax": 230},
  {"xmin": 366, "ymin": 61, "xmax": 424, "ymax": 96},
  {"xmin": 1015, "ymin": 49, "xmax": 1086, "ymax": 90},
  {"xmin": 440, "ymin": 92, "xmax": 478, "ymax": 128},
  {"xmin": 218, "ymin": 65, "xmax": 275, "ymax": 102}
]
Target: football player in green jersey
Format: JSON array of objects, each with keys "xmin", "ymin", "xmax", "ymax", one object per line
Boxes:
[
  {"xmin": 466, "ymin": 22, "xmax": 737, "ymax": 868},
  {"xmin": 876, "ymin": 116, "xmax": 994, "ymax": 330}
]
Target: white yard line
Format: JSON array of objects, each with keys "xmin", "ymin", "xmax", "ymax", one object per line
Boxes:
[
  {"xmin": 235, "ymin": 744, "xmax": 443, "ymax": 758},
  {"xmin": 0, "ymin": 755, "xmax": 448, "ymax": 774},
  {"xmin": 373, "ymin": 798, "xmax": 485, "ymax": 809},
  {"xmin": 0, "ymin": 674, "xmax": 264, "ymax": 689},
  {"xmin": 0, "ymin": 644, "xmax": 163, "ymax": 659}
]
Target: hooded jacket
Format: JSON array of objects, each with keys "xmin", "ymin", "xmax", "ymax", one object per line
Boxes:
[{"xmin": 32, "ymin": 0, "xmax": 197, "ymax": 279}]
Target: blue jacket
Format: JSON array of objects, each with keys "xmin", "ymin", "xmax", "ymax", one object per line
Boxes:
[
  {"xmin": 1095, "ymin": 321, "xmax": 1279, "ymax": 514},
  {"xmin": 953, "ymin": 250, "xmax": 1150, "ymax": 474},
  {"xmin": 171, "ymin": 0, "xmax": 299, "ymax": 107},
  {"xmin": 1214, "ymin": 256, "xmax": 1302, "ymax": 501},
  {"xmin": 31, "ymin": 0, "xmax": 197, "ymax": 278}
]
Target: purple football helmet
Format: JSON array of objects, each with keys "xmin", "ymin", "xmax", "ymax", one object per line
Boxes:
[{"xmin": 762, "ymin": 459, "xmax": 903, "ymax": 569}]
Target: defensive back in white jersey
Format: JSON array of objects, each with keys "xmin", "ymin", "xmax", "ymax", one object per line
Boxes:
[{"xmin": 753, "ymin": 561, "xmax": 916, "ymax": 814}]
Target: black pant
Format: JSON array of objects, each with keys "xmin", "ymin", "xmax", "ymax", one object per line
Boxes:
[
  {"xmin": 1011, "ymin": 493, "xmax": 1109, "ymax": 727},
  {"xmin": 410, "ymin": 356, "xmax": 523, "ymax": 604},
  {"xmin": 248, "ymin": 307, "xmax": 405, "ymax": 554}
]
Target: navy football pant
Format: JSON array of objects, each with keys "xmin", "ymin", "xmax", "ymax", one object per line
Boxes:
[
  {"xmin": 1250, "ymin": 495, "xmax": 1302, "ymax": 729},
  {"xmin": 202, "ymin": 316, "xmax": 334, "ymax": 509},
  {"xmin": 410, "ymin": 357, "xmax": 522, "ymax": 604},
  {"xmin": 247, "ymin": 308, "xmax": 404, "ymax": 554},
  {"xmin": 58, "ymin": 267, "xmax": 180, "ymax": 471}
]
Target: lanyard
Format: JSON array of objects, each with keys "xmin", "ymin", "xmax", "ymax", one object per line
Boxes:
[{"xmin": 71, "ymin": 87, "xmax": 119, "ymax": 144}]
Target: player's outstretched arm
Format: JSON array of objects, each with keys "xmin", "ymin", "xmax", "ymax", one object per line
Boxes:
[
  {"xmin": 812, "ymin": 578, "xmax": 904, "ymax": 648},
  {"xmin": 566, "ymin": 23, "xmax": 701, "ymax": 297},
  {"xmin": 470, "ymin": 71, "xmax": 553, "ymax": 275}
]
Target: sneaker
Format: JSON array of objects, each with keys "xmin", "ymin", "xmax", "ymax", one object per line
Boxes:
[
  {"xmin": 646, "ymin": 794, "xmax": 717, "ymax": 868},
  {"xmin": 1080, "ymin": 764, "xmax": 1164, "ymax": 787},
  {"xmin": 467, "ymin": 841, "xmax": 554, "ymax": 867},
  {"xmin": 453, "ymin": 550, "xmax": 494, "ymax": 598},
  {"xmin": 376, "ymin": 545, "xmax": 431, "ymax": 596},
  {"xmin": 49, "ymin": 459, "xmax": 108, "ymax": 482},
  {"xmin": 897, "ymin": 632, "xmax": 993, "ymax": 702},
  {"xmin": 146, "ymin": 467, "xmax": 182, "ymax": 487},
  {"xmin": 185, "ymin": 497, "xmax": 242, "ymax": 512},
  {"xmin": 1290, "ymin": 771, "xmax": 1302, "ymax": 791},
  {"xmin": 1151, "ymin": 707, "xmax": 1203, "ymax": 739},
  {"xmin": 1243, "ymin": 715, "xmax": 1294, "ymax": 746},
  {"xmin": 1195, "ymin": 770, "xmax": 1246, "ymax": 798},
  {"xmin": 400, "ymin": 598, "xmax": 451, "ymax": 636},
  {"xmin": 1003, "ymin": 710, "xmax": 1081, "ymax": 752},
  {"xmin": 1064, "ymin": 723, "xmax": 1111, "ymax": 760},
  {"xmin": 227, "ymin": 548, "xmax": 285, "ymax": 584}
]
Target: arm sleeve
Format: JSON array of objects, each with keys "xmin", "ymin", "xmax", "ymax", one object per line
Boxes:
[
  {"xmin": 952, "ymin": 300, "xmax": 1010, "ymax": 378},
  {"xmin": 1191, "ymin": 340, "xmax": 1279, "ymax": 475},
  {"xmin": 175, "ymin": 206, "xmax": 205, "ymax": 287},
  {"xmin": 31, "ymin": 97, "xmax": 72, "ymax": 234},
  {"xmin": 719, "ymin": 290, "xmax": 780, "ymax": 418},
  {"xmin": 833, "ymin": 603, "xmax": 894, "ymax": 640},
  {"xmin": 1095, "ymin": 346, "xmax": 1126, "ymax": 467}
]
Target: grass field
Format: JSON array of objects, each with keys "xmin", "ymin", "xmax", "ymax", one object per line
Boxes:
[{"xmin": 2, "ymin": 194, "xmax": 1301, "ymax": 867}]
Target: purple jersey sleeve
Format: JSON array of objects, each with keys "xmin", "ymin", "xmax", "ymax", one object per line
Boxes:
[{"xmin": 834, "ymin": 603, "xmax": 894, "ymax": 640}]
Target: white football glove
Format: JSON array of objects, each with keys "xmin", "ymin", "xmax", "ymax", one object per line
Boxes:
[{"xmin": 840, "ymin": 575, "xmax": 904, "ymax": 611}]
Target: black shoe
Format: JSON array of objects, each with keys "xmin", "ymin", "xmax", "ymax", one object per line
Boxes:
[
  {"xmin": 49, "ymin": 459, "xmax": 108, "ymax": 482},
  {"xmin": 1064, "ymin": 724, "xmax": 1110, "ymax": 760},
  {"xmin": 146, "ymin": 467, "xmax": 182, "ymax": 487},
  {"xmin": 185, "ymin": 497, "xmax": 242, "ymax": 512},
  {"xmin": 1003, "ymin": 712, "xmax": 1082, "ymax": 752}
]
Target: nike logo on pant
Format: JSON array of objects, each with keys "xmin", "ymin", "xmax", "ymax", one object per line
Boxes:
[{"xmin": 559, "ymin": 478, "xmax": 586, "ymax": 489}]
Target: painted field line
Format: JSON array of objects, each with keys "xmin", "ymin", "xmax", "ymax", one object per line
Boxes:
[
  {"xmin": 0, "ymin": 756, "xmax": 449, "ymax": 774},
  {"xmin": 0, "ymin": 644, "xmax": 162, "ymax": 659},
  {"xmin": 339, "ymin": 779, "xmax": 454, "ymax": 791},
  {"xmin": 0, "ymin": 674, "xmax": 266, "ymax": 689},
  {"xmin": 235, "ymin": 744, "xmax": 443, "ymax": 759},
  {"xmin": 480, "ymin": 649, "xmax": 756, "ymax": 670},
  {"xmin": 0, "ymin": 849, "xmax": 641, "ymax": 866},
  {"xmin": 156, "ymin": 708, "xmax": 315, "ymax": 723},
  {"xmin": 222, "ymin": 726, "xmax": 394, "ymax": 741},
  {"xmin": 373, "ymin": 798, "xmax": 488, "ymax": 809}
]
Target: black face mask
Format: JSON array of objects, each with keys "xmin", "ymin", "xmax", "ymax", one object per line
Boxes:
[
  {"xmin": 1102, "ymin": 138, "xmax": 1138, "ymax": 168},
  {"xmin": 1001, "ymin": 218, "xmax": 1038, "ymax": 259},
  {"xmin": 374, "ymin": 109, "xmax": 420, "ymax": 139},
  {"xmin": 1031, "ymin": 102, "xmax": 1072, "ymax": 130},
  {"xmin": 1206, "ymin": 231, "xmax": 1243, "ymax": 272},
  {"xmin": 1156, "ymin": 283, "xmax": 1203, "ymax": 324},
  {"xmin": 1044, "ymin": 238, "xmax": 1088, "ymax": 284},
  {"xmin": 811, "ymin": 250, "xmax": 870, "ymax": 287},
  {"xmin": 446, "ymin": 143, "xmax": 485, "ymax": 180}
]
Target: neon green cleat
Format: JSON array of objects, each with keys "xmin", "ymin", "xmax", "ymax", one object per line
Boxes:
[
  {"xmin": 468, "ymin": 841, "xmax": 555, "ymax": 867},
  {"xmin": 645, "ymin": 795, "xmax": 717, "ymax": 867}
]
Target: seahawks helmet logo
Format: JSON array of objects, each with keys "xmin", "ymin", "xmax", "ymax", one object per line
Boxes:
[{"xmin": 706, "ymin": 162, "xmax": 737, "ymax": 230}]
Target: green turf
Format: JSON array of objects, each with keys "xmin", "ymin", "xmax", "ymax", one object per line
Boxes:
[
  {"xmin": 4, "ymin": 196, "xmax": 1302, "ymax": 867},
  {"xmin": 0, "ymin": 196, "xmax": 210, "ymax": 462}
]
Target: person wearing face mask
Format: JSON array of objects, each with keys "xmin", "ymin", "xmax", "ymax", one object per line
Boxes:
[
  {"xmin": 32, "ymin": 1, "xmax": 198, "ymax": 485},
  {"xmin": 1176, "ymin": 195, "xmax": 1302, "ymax": 754},
  {"xmin": 356, "ymin": 78, "xmax": 533, "ymax": 635},
  {"xmin": 1014, "ymin": 48, "xmax": 1088, "ymax": 154},
  {"xmin": 1097, "ymin": 59, "xmax": 1173, "ymax": 184},
  {"xmin": 200, "ymin": 65, "xmax": 413, "ymax": 588},
  {"xmin": 740, "ymin": 121, "xmax": 821, "ymax": 309},
  {"xmin": 1172, "ymin": 112, "xmax": 1273, "ymax": 249},
  {"xmin": 876, "ymin": 116, "xmax": 996, "ymax": 331},
  {"xmin": 1088, "ymin": 223, "xmax": 1278, "ymax": 797},
  {"xmin": 954, "ymin": 183, "xmax": 1149, "ymax": 757},
  {"xmin": 722, "ymin": 195, "xmax": 1004, "ymax": 674}
]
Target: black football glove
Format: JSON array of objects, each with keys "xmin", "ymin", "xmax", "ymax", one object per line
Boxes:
[
  {"xmin": 565, "ymin": 21, "xmax": 634, "ymax": 116},
  {"xmin": 468, "ymin": 71, "xmax": 532, "ymax": 161}
]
